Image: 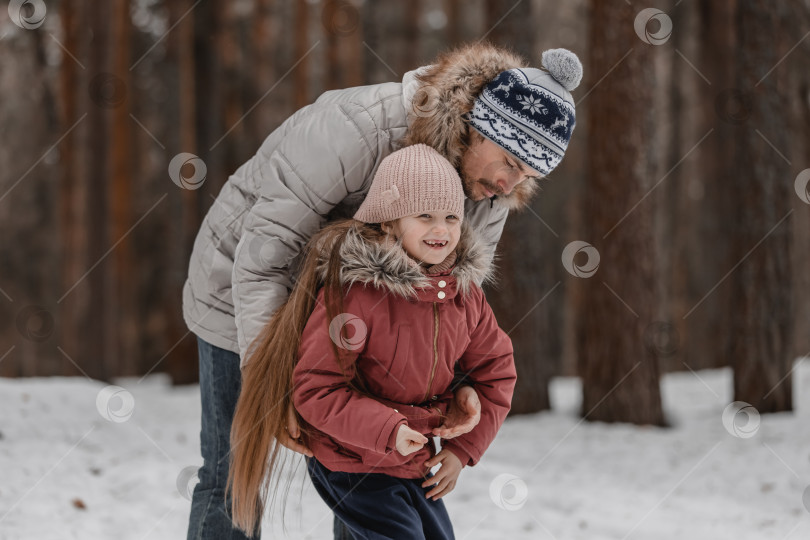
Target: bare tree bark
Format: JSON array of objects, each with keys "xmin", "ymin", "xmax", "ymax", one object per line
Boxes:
[
  {"xmin": 162, "ymin": 0, "xmax": 201, "ymax": 384},
  {"xmin": 58, "ymin": 0, "xmax": 84, "ymax": 378},
  {"xmin": 323, "ymin": 0, "xmax": 341, "ymax": 90},
  {"xmin": 672, "ymin": 0, "xmax": 739, "ymax": 373},
  {"xmin": 785, "ymin": 5, "xmax": 810, "ymax": 362},
  {"xmin": 294, "ymin": 0, "xmax": 310, "ymax": 109},
  {"xmin": 445, "ymin": 0, "xmax": 460, "ymax": 46},
  {"xmin": 109, "ymin": 0, "xmax": 136, "ymax": 376},
  {"xmin": 249, "ymin": 0, "xmax": 278, "ymax": 142},
  {"xmin": 576, "ymin": 0, "xmax": 664, "ymax": 426},
  {"xmin": 403, "ymin": 0, "xmax": 421, "ymax": 71},
  {"xmin": 728, "ymin": 0, "xmax": 794, "ymax": 413},
  {"xmin": 342, "ymin": 1, "xmax": 364, "ymax": 88},
  {"xmin": 84, "ymin": 0, "xmax": 112, "ymax": 380}
]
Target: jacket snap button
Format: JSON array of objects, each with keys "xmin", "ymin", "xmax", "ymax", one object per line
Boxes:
[
  {"xmin": 393, "ymin": 409, "xmax": 399, "ymax": 413},
  {"xmin": 430, "ymin": 395, "xmax": 438, "ymax": 401},
  {"xmin": 438, "ymin": 280, "xmax": 447, "ymax": 288},
  {"xmin": 437, "ymin": 291, "xmax": 446, "ymax": 299}
]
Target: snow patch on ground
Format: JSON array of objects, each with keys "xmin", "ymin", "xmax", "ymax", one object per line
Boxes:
[{"xmin": 1, "ymin": 360, "xmax": 808, "ymax": 539}]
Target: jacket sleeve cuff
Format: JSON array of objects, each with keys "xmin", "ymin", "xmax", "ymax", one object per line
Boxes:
[
  {"xmin": 441, "ymin": 440, "xmax": 473, "ymax": 468},
  {"xmin": 376, "ymin": 411, "xmax": 407, "ymax": 454},
  {"xmin": 385, "ymin": 419, "xmax": 407, "ymax": 453}
]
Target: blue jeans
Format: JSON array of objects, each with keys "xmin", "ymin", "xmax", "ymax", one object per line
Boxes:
[
  {"xmin": 307, "ymin": 457, "xmax": 455, "ymax": 540},
  {"xmin": 187, "ymin": 336, "xmax": 354, "ymax": 540}
]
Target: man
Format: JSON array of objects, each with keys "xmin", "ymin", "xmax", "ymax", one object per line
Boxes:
[{"xmin": 183, "ymin": 42, "xmax": 581, "ymax": 539}]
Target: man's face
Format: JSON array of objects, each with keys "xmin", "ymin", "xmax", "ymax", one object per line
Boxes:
[{"xmin": 459, "ymin": 131, "xmax": 543, "ymax": 202}]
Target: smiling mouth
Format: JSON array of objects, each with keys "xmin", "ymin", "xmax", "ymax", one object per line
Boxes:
[{"xmin": 424, "ymin": 240, "xmax": 447, "ymax": 248}]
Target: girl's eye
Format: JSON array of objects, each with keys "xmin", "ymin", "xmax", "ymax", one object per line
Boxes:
[
  {"xmin": 420, "ymin": 214, "xmax": 431, "ymax": 219},
  {"xmin": 446, "ymin": 215, "xmax": 459, "ymax": 221}
]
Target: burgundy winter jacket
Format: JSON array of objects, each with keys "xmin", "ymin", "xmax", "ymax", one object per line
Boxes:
[{"xmin": 292, "ymin": 222, "xmax": 516, "ymax": 479}]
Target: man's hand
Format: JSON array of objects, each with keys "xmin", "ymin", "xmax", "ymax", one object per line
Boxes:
[
  {"xmin": 396, "ymin": 424, "xmax": 428, "ymax": 456},
  {"xmin": 422, "ymin": 449, "xmax": 463, "ymax": 500},
  {"xmin": 278, "ymin": 403, "xmax": 313, "ymax": 457},
  {"xmin": 432, "ymin": 385, "xmax": 481, "ymax": 439}
]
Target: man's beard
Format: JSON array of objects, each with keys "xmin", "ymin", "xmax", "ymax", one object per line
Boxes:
[
  {"xmin": 459, "ymin": 170, "xmax": 497, "ymax": 201},
  {"xmin": 458, "ymin": 168, "xmax": 475, "ymax": 199}
]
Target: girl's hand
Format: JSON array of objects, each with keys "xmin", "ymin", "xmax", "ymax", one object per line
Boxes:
[
  {"xmin": 278, "ymin": 404, "xmax": 313, "ymax": 457},
  {"xmin": 422, "ymin": 449, "xmax": 463, "ymax": 500},
  {"xmin": 432, "ymin": 385, "xmax": 481, "ymax": 439},
  {"xmin": 396, "ymin": 424, "xmax": 428, "ymax": 456}
]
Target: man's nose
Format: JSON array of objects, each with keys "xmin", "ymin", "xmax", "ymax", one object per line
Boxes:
[
  {"xmin": 496, "ymin": 172, "xmax": 522, "ymax": 194},
  {"xmin": 497, "ymin": 180, "xmax": 513, "ymax": 194}
]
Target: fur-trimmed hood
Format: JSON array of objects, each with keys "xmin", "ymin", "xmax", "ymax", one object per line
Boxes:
[
  {"xmin": 313, "ymin": 220, "xmax": 495, "ymax": 300},
  {"xmin": 401, "ymin": 42, "xmax": 538, "ymax": 211}
]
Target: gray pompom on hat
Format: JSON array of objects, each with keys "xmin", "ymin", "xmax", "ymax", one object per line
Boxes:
[
  {"xmin": 541, "ymin": 48, "xmax": 583, "ymax": 91},
  {"xmin": 468, "ymin": 48, "xmax": 583, "ymax": 176}
]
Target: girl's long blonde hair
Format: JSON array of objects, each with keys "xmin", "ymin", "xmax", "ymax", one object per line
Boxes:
[{"xmin": 226, "ymin": 219, "xmax": 384, "ymax": 536}]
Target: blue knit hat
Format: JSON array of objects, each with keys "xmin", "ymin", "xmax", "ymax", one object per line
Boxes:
[{"xmin": 468, "ymin": 48, "xmax": 583, "ymax": 176}]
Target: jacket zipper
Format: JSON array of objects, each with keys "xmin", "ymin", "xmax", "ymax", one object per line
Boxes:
[
  {"xmin": 403, "ymin": 303, "xmax": 440, "ymax": 477},
  {"xmin": 423, "ymin": 302, "xmax": 440, "ymax": 402}
]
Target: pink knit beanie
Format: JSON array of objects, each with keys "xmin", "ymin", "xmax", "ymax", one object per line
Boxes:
[{"xmin": 353, "ymin": 144, "xmax": 465, "ymax": 224}]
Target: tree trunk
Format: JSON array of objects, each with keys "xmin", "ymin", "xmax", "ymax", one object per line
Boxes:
[
  {"xmin": 576, "ymin": 0, "xmax": 664, "ymax": 426},
  {"xmin": 728, "ymin": 0, "xmax": 794, "ymax": 413},
  {"xmin": 294, "ymin": 0, "xmax": 310, "ymax": 109},
  {"xmin": 162, "ymin": 0, "xmax": 201, "ymax": 384},
  {"xmin": 324, "ymin": 1, "xmax": 341, "ymax": 90},
  {"xmin": 675, "ymin": 0, "xmax": 739, "ymax": 373},
  {"xmin": 109, "ymin": 0, "xmax": 136, "ymax": 376},
  {"xmin": 77, "ymin": 0, "xmax": 112, "ymax": 380},
  {"xmin": 57, "ymin": 0, "xmax": 83, "ymax": 378},
  {"xmin": 785, "ymin": 5, "xmax": 810, "ymax": 363}
]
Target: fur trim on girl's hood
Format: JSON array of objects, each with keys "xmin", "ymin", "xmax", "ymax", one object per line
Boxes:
[
  {"xmin": 401, "ymin": 42, "xmax": 537, "ymax": 211},
  {"xmin": 312, "ymin": 220, "xmax": 495, "ymax": 299}
]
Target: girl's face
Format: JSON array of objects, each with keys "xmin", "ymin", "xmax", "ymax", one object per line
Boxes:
[{"xmin": 381, "ymin": 211, "xmax": 461, "ymax": 265}]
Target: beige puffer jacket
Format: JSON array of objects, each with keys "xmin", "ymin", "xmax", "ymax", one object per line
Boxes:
[{"xmin": 182, "ymin": 43, "xmax": 530, "ymax": 365}]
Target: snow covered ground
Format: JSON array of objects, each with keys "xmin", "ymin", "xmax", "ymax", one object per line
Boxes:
[{"xmin": 1, "ymin": 360, "xmax": 808, "ymax": 540}]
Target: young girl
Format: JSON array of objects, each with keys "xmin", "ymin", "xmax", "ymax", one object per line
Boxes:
[{"xmin": 228, "ymin": 144, "xmax": 516, "ymax": 539}]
